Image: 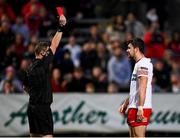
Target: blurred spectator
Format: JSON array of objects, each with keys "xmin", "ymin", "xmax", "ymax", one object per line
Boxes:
[
  {"xmin": 0, "ymin": 15, "xmax": 15, "ymax": 60},
  {"xmin": 14, "ymin": 33, "xmax": 27, "ymax": 59},
  {"xmin": 146, "ymin": 8, "xmax": 159, "ymax": 24},
  {"xmin": 153, "ymin": 60, "xmax": 171, "ymax": 91},
  {"xmin": 12, "ymin": 16, "xmax": 30, "ymax": 45},
  {"xmin": 125, "ymin": 12, "xmax": 145, "ymax": 38},
  {"xmin": 85, "ymin": 82, "xmax": 95, "ymax": 93},
  {"xmin": 171, "ymin": 60, "xmax": 180, "ymax": 75},
  {"xmin": 168, "ymin": 31, "xmax": 180, "ymax": 59},
  {"xmin": 66, "ymin": 67, "xmax": 89, "ymax": 92},
  {"xmin": 0, "ymin": 0, "xmax": 179, "ymax": 94},
  {"xmin": 144, "ymin": 21, "xmax": 167, "ymax": 59},
  {"xmin": 21, "ymin": 0, "xmax": 43, "ymax": 17},
  {"xmin": 58, "ymin": 49, "xmax": 74, "ymax": 76},
  {"xmin": 0, "ymin": 80, "xmax": 15, "ymax": 94},
  {"xmin": 80, "ymin": 41, "xmax": 99, "ymax": 75},
  {"xmin": 163, "ymin": 50, "xmax": 173, "ymax": 66},
  {"xmin": 30, "ymin": 34, "xmax": 38, "ymax": 44},
  {"xmin": 95, "ymin": 42, "xmax": 110, "ymax": 72},
  {"xmin": 124, "ymin": 32, "xmax": 134, "ymax": 42},
  {"xmin": 6, "ymin": 0, "xmax": 26, "ymax": 15},
  {"xmin": 107, "ymin": 39, "xmax": 131, "ymax": 92},
  {"xmin": 0, "ymin": 66, "xmax": 23, "ymax": 93},
  {"xmin": 121, "ymin": 32, "xmax": 135, "ymax": 52},
  {"xmin": 101, "ymin": 31, "xmax": 111, "ymax": 47},
  {"xmin": 63, "ymin": 35, "xmax": 82, "ymax": 67},
  {"xmin": 87, "ymin": 25, "xmax": 101, "ymax": 43},
  {"xmin": 152, "ymin": 76, "xmax": 161, "ymax": 92},
  {"xmin": 91, "ymin": 66, "xmax": 107, "ymax": 92},
  {"xmin": 78, "ymin": 0, "xmax": 95, "ymax": 18},
  {"xmin": 169, "ymin": 60, "xmax": 180, "ymax": 92},
  {"xmin": 122, "ymin": 32, "xmax": 135, "ymax": 69},
  {"xmin": 0, "ymin": 44, "xmax": 19, "ymax": 71},
  {"xmin": 107, "ymin": 82, "xmax": 119, "ymax": 93},
  {"xmin": 106, "ymin": 15, "xmax": 126, "ymax": 42},
  {"xmin": 39, "ymin": 6, "xmax": 56, "ymax": 38},
  {"xmin": 25, "ymin": 4, "xmax": 41, "ymax": 36},
  {"xmin": 16, "ymin": 58, "xmax": 30, "ymax": 82},
  {"xmin": 23, "ymin": 43, "xmax": 35, "ymax": 60},
  {"xmin": 51, "ymin": 68, "xmax": 66, "ymax": 93},
  {"xmin": 0, "ymin": 0, "xmax": 16, "ymax": 21},
  {"xmin": 170, "ymin": 73, "xmax": 180, "ymax": 93}
]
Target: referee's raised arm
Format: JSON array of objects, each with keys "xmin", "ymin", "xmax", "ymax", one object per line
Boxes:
[{"xmin": 50, "ymin": 14, "xmax": 67, "ymax": 54}]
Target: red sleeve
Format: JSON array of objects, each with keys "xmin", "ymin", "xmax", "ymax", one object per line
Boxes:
[
  {"xmin": 22, "ymin": 3, "xmax": 30, "ymax": 17},
  {"xmin": 6, "ymin": 5, "xmax": 16, "ymax": 21},
  {"xmin": 144, "ymin": 32, "xmax": 152, "ymax": 46}
]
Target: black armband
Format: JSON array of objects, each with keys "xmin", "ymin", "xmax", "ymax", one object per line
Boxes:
[{"xmin": 57, "ymin": 25, "xmax": 65, "ymax": 32}]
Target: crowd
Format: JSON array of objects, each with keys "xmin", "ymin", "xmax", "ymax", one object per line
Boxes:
[{"xmin": 0, "ymin": 0, "xmax": 179, "ymax": 94}]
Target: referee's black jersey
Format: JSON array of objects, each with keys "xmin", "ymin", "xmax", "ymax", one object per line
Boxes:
[{"xmin": 27, "ymin": 48, "xmax": 53, "ymax": 105}]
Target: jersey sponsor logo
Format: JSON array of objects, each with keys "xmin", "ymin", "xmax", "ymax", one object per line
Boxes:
[
  {"xmin": 140, "ymin": 67, "xmax": 148, "ymax": 70},
  {"xmin": 131, "ymin": 74, "xmax": 137, "ymax": 81}
]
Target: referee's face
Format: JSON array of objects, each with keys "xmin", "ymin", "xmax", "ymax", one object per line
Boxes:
[{"xmin": 40, "ymin": 47, "xmax": 49, "ymax": 58}]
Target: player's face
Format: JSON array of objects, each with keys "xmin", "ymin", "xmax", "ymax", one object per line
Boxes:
[{"xmin": 127, "ymin": 43, "xmax": 135, "ymax": 58}]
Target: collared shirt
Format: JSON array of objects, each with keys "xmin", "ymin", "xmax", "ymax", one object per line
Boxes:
[{"xmin": 27, "ymin": 48, "xmax": 53, "ymax": 105}]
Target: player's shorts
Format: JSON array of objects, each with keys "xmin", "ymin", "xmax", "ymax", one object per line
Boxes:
[
  {"xmin": 27, "ymin": 104, "xmax": 53, "ymax": 135},
  {"xmin": 127, "ymin": 108, "xmax": 152, "ymax": 127}
]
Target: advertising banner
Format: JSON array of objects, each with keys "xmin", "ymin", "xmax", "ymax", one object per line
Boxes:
[{"xmin": 0, "ymin": 94, "xmax": 180, "ymax": 136}]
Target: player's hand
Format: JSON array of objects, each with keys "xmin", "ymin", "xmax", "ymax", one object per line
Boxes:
[
  {"xmin": 59, "ymin": 15, "xmax": 66, "ymax": 26},
  {"xmin": 136, "ymin": 108, "xmax": 144, "ymax": 122},
  {"xmin": 118, "ymin": 103, "xmax": 127, "ymax": 115}
]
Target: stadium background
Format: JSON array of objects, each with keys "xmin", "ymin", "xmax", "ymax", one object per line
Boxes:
[{"xmin": 0, "ymin": 0, "xmax": 179, "ymax": 137}]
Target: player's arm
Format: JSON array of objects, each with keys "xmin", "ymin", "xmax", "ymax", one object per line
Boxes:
[
  {"xmin": 138, "ymin": 76, "xmax": 148, "ymax": 108},
  {"xmin": 136, "ymin": 66, "xmax": 148, "ymax": 121},
  {"xmin": 136, "ymin": 76, "xmax": 148, "ymax": 122},
  {"xmin": 123, "ymin": 96, "xmax": 129, "ymax": 107},
  {"xmin": 137, "ymin": 66, "xmax": 149, "ymax": 108},
  {"xmin": 50, "ymin": 14, "xmax": 66, "ymax": 54},
  {"xmin": 118, "ymin": 96, "xmax": 129, "ymax": 114}
]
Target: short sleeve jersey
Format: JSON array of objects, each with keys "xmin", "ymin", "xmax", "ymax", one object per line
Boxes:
[
  {"xmin": 128, "ymin": 57, "xmax": 153, "ymax": 109},
  {"xmin": 27, "ymin": 48, "xmax": 53, "ymax": 105}
]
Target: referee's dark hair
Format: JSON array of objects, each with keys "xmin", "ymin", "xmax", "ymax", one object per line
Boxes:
[
  {"xmin": 127, "ymin": 38, "xmax": 145, "ymax": 54},
  {"xmin": 35, "ymin": 41, "xmax": 50, "ymax": 56}
]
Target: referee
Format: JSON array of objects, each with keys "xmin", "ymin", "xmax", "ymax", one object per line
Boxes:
[{"xmin": 23, "ymin": 13, "xmax": 66, "ymax": 137}]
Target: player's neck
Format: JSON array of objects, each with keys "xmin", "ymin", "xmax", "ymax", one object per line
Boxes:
[{"xmin": 135, "ymin": 53, "xmax": 144, "ymax": 63}]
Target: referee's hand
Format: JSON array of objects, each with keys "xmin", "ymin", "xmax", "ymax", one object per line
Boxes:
[
  {"xmin": 23, "ymin": 85, "xmax": 30, "ymax": 93},
  {"xmin": 59, "ymin": 15, "xmax": 66, "ymax": 26}
]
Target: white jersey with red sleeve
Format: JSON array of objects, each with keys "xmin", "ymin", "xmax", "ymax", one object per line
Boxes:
[{"xmin": 128, "ymin": 57, "xmax": 153, "ymax": 109}]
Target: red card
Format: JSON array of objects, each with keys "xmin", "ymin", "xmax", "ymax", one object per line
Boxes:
[{"xmin": 56, "ymin": 7, "xmax": 63, "ymax": 16}]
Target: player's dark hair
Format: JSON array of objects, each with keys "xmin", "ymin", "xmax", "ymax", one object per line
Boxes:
[
  {"xmin": 127, "ymin": 38, "xmax": 145, "ymax": 53},
  {"xmin": 35, "ymin": 41, "xmax": 50, "ymax": 55}
]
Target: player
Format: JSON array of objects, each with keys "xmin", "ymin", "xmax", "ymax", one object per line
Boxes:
[
  {"xmin": 118, "ymin": 38, "xmax": 153, "ymax": 137},
  {"xmin": 23, "ymin": 8, "xmax": 66, "ymax": 137}
]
